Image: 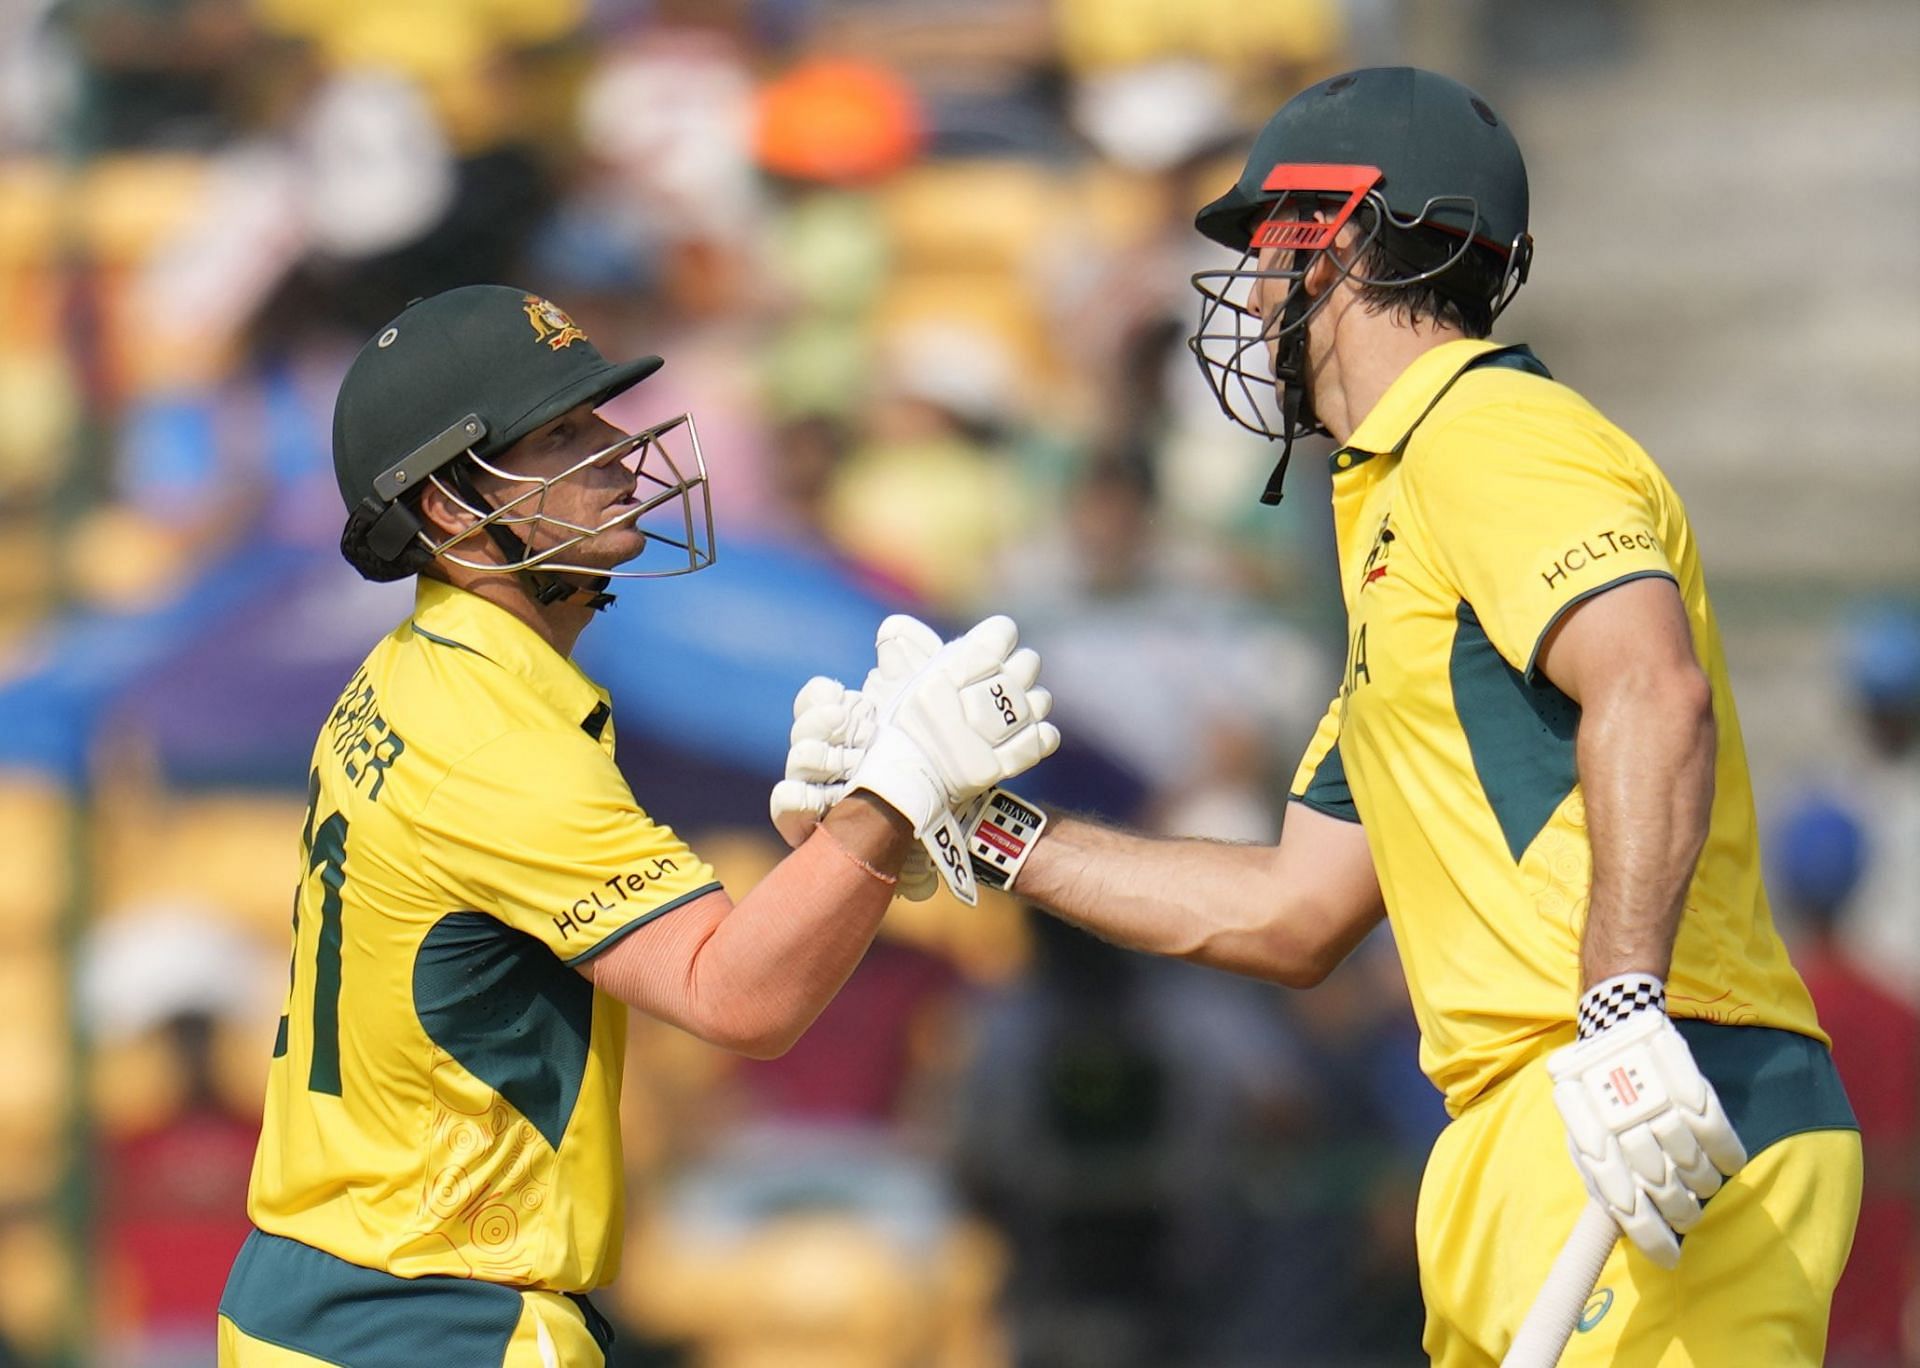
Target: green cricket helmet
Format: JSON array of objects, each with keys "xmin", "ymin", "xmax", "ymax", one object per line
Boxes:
[
  {"xmin": 1188, "ymin": 67, "xmax": 1534, "ymax": 503},
  {"xmin": 333, "ymin": 284, "xmax": 715, "ymax": 609}
]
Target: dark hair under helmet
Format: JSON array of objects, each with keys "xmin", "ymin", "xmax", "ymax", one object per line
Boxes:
[{"xmin": 1188, "ymin": 67, "xmax": 1534, "ymax": 504}]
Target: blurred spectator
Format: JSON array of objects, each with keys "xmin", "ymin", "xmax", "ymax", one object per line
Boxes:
[
  {"xmin": 1067, "ymin": 59, "xmax": 1240, "ymax": 177},
  {"xmin": 1773, "ymin": 793, "xmax": 1919, "ymax": 1367},
  {"xmin": 824, "ymin": 319, "xmax": 1034, "ymax": 611},
  {"xmin": 991, "ymin": 444, "xmax": 1329, "ymax": 816},
  {"xmin": 1247, "ymin": 933, "xmax": 1442, "ymax": 1360},
  {"xmin": 53, "ymin": 0, "xmax": 265, "ymax": 153},
  {"xmin": 955, "ymin": 911, "xmax": 1311, "ymax": 1367},
  {"xmin": 1836, "ymin": 605, "xmax": 1920, "ymax": 1009},
  {"xmin": 81, "ymin": 910, "xmax": 272, "ymax": 1368},
  {"xmin": 800, "ymin": 0, "xmax": 1057, "ymax": 161},
  {"xmin": 10, "ymin": 4, "xmax": 1908, "ymax": 1365},
  {"xmin": 729, "ymin": 929, "xmax": 964, "ymax": 1133},
  {"xmin": 1, "ymin": 2, "xmax": 74, "ymax": 152},
  {"xmin": 755, "ymin": 56, "xmax": 924, "ymax": 189},
  {"xmin": 1051, "ymin": 0, "xmax": 1345, "ymax": 89},
  {"xmin": 0, "ymin": 1215, "xmax": 38, "ymax": 1368}
]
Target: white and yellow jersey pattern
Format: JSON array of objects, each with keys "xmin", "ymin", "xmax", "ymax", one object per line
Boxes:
[
  {"xmin": 240, "ymin": 578, "xmax": 718, "ymax": 1297},
  {"xmin": 1288, "ymin": 340, "xmax": 1825, "ymax": 1116}
]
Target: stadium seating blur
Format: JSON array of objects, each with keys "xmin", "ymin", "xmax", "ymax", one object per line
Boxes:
[{"xmin": 0, "ymin": 0, "xmax": 1913, "ymax": 1363}]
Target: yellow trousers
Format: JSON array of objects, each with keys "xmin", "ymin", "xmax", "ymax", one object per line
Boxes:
[{"xmin": 1417, "ymin": 1036, "xmax": 1860, "ymax": 1366}]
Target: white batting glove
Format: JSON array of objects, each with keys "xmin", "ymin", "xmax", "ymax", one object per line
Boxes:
[
  {"xmin": 769, "ymin": 616, "xmax": 943, "ymax": 898},
  {"xmin": 769, "ymin": 675, "xmax": 869, "ymax": 845},
  {"xmin": 772, "ymin": 614, "xmax": 1058, "ymax": 903},
  {"xmin": 1547, "ymin": 974, "xmax": 1747, "ymax": 1268},
  {"xmin": 849, "ymin": 615, "xmax": 1058, "ymax": 879}
]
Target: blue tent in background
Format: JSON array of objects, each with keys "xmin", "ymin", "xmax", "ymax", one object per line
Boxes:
[
  {"xmin": 576, "ymin": 536, "xmax": 1146, "ymax": 830},
  {"xmin": 576, "ymin": 537, "xmax": 907, "ymax": 778},
  {"xmin": 5, "ymin": 533, "xmax": 1144, "ymax": 830},
  {"xmin": 0, "ymin": 542, "xmax": 315, "ymax": 787}
]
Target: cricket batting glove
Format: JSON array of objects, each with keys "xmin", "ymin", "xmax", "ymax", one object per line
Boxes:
[
  {"xmin": 770, "ymin": 616, "xmax": 943, "ymax": 898},
  {"xmin": 773, "ymin": 614, "xmax": 1058, "ymax": 905},
  {"xmin": 851, "ymin": 615, "xmax": 1056, "ymax": 905},
  {"xmin": 1547, "ymin": 974, "xmax": 1747, "ymax": 1268}
]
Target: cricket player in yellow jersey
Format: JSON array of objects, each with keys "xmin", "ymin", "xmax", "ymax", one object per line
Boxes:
[
  {"xmin": 216, "ymin": 285, "xmax": 1059, "ymax": 1367},
  {"xmin": 777, "ymin": 69, "xmax": 1861, "ymax": 1363}
]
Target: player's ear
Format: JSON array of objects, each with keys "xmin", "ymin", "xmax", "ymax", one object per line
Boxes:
[
  {"xmin": 1302, "ymin": 215, "xmax": 1358, "ymax": 299},
  {"xmin": 416, "ymin": 476, "xmax": 475, "ymax": 544}
]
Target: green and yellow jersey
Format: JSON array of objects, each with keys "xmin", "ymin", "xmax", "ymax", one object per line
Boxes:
[
  {"xmin": 247, "ymin": 578, "xmax": 719, "ymax": 1292},
  {"xmin": 1290, "ymin": 340, "xmax": 1823, "ymax": 1116}
]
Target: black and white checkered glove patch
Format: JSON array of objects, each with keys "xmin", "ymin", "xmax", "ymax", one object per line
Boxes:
[{"xmin": 1575, "ymin": 973, "xmax": 1666, "ymax": 1038}]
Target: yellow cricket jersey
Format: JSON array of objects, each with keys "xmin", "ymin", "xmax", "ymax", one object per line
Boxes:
[
  {"xmin": 248, "ymin": 578, "xmax": 720, "ymax": 1292},
  {"xmin": 1290, "ymin": 340, "xmax": 1823, "ymax": 1116}
]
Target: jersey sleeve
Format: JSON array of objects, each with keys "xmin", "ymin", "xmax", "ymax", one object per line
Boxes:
[
  {"xmin": 1406, "ymin": 407, "xmax": 1678, "ymax": 679},
  {"xmin": 418, "ymin": 728, "xmax": 722, "ymax": 964},
  {"xmin": 1288, "ymin": 695, "xmax": 1358, "ymax": 823}
]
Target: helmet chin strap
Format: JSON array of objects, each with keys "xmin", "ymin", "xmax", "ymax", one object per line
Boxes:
[
  {"xmin": 445, "ymin": 463, "xmax": 618, "ymax": 612},
  {"xmin": 1259, "ymin": 272, "xmax": 1323, "ymax": 506}
]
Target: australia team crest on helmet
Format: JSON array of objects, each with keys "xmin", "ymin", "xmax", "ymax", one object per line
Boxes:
[{"xmin": 523, "ymin": 295, "xmax": 587, "ymax": 351}]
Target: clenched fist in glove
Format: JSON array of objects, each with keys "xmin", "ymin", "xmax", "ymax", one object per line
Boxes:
[
  {"xmin": 771, "ymin": 616, "xmax": 944, "ymax": 898},
  {"xmin": 769, "ymin": 614, "xmax": 1059, "ymax": 904},
  {"xmin": 1548, "ymin": 973, "xmax": 1748, "ymax": 1268}
]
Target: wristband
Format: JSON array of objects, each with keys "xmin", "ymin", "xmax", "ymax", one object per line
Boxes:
[
  {"xmin": 965, "ymin": 787, "xmax": 1047, "ymax": 891},
  {"xmin": 1576, "ymin": 972, "xmax": 1666, "ymax": 1039}
]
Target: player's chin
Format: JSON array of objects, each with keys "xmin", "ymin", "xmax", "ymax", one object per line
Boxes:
[{"xmin": 592, "ymin": 525, "xmax": 649, "ymax": 567}]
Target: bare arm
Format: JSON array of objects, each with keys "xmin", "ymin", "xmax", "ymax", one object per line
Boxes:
[
  {"xmin": 1535, "ymin": 577, "xmax": 1716, "ymax": 991},
  {"xmin": 1014, "ymin": 800, "xmax": 1385, "ymax": 988},
  {"xmin": 579, "ymin": 794, "xmax": 912, "ymax": 1059}
]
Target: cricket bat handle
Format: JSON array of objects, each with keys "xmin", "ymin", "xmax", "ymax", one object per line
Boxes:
[{"xmin": 1501, "ymin": 1200, "xmax": 1618, "ymax": 1367}]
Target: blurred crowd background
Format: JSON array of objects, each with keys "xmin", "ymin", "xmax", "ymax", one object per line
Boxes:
[{"xmin": 0, "ymin": 0, "xmax": 1914, "ymax": 1364}]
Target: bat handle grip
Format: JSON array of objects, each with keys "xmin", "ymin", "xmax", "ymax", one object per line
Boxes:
[{"xmin": 1501, "ymin": 1200, "xmax": 1619, "ymax": 1368}]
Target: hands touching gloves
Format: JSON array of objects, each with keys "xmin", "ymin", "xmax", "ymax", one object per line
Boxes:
[
  {"xmin": 769, "ymin": 615, "xmax": 1059, "ymax": 905},
  {"xmin": 1547, "ymin": 974, "xmax": 1747, "ymax": 1268},
  {"xmin": 771, "ymin": 615, "xmax": 945, "ymax": 896}
]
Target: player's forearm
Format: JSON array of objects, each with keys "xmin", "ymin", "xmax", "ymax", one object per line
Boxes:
[
  {"xmin": 1575, "ymin": 667, "xmax": 1716, "ymax": 990},
  {"xmin": 1014, "ymin": 813, "xmax": 1376, "ymax": 987},
  {"xmin": 594, "ymin": 797, "xmax": 909, "ymax": 1058}
]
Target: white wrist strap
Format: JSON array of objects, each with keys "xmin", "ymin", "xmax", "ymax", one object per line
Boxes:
[{"xmin": 964, "ymin": 787, "xmax": 1047, "ymax": 891}]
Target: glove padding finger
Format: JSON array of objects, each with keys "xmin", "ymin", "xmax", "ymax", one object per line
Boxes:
[
  {"xmin": 1646, "ymin": 1107, "xmax": 1720, "ymax": 1203},
  {"xmin": 1616, "ymin": 1120, "xmax": 1672, "ymax": 1190},
  {"xmin": 995, "ymin": 720, "xmax": 1061, "ymax": 777},
  {"xmin": 1649, "ymin": 1028, "xmax": 1749, "ymax": 1178},
  {"xmin": 1617, "ymin": 1125, "xmax": 1703, "ymax": 1233},
  {"xmin": 1554, "ymin": 1091, "xmax": 1641, "ymax": 1214},
  {"xmin": 790, "ymin": 698, "xmax": 870, "ymax": 754},
  {"xmin": 867, "ymin": 615, "xmax": 944, "ymax": 696},
  {"xmin": 850, "ymin": 614, "xmax": 1056, "ymax": 837},
  {"xmin": 1001, "ymin": 647, "xmax": 1041, "ymax": 692},
  {"xmin": 1562, "ymin": 1134, "xmax": 1680, "ymax": 1268},
  {"xmin": 786, "ymin": 737, "xmax": 864, "ymax": 784},
  {"xmin": 792, "ymin": 675, "xmax": 850, "ymax": 720},
  {"xmin": 1617, "ymin": 1189, "xmax": 1683, "ymax": 1269},
  {"xmin": 769, "ymin": 777, "xmax": 842, "ymax": 849},
  {"xmin": 920, "ymin": 615, "xmax": 1021, "ymax": 694}
]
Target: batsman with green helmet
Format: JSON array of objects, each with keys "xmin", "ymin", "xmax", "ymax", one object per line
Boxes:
[
  {"xmin": 778, "ymin": 68, "xmax": 1860, "ymax": 1362},
  {"xmin": 217, "ymin": 285, "xmax": 1059, "ymax": 1367}
]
